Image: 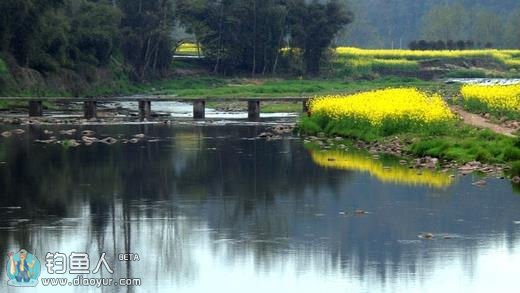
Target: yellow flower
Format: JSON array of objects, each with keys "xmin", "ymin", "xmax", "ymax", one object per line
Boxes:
[
  {"xmin": 309, "ymin": 88, "xmax": 454, "ymax": 128},
  {"xmin": 335, "ymin": 47, "xmax": 520, "ymax": 69},
  {"xmin": 460, "ymin": 84, "xmax": 520, "ymax": 112}
]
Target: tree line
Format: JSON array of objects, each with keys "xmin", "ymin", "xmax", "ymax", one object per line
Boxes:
[
  {"xmin": 0, "ymin": 0, "xmax": 351, "ymax": 80},
  {"xmin": 0, "ymin": 0, "xmax": 175, "ymax": 81},
  {"xmin": 408, "ymin": 40, "xmax": 494, "ymax": 51}
]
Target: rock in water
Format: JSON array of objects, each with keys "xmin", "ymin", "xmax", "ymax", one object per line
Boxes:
[
  {"xmin": 81, "ymin": 136, "xmax": 98, "ymax": 146},
  {"xmin": 100, "ymin": 137, "xmax": 118, "ymax": 145},
  {"xmin": 59, "ymin": 129, "xmax": 77, "ymax": 135},
  {"xmin": 419, "ymin": 233, "xmax": 434, "ymax": 239},
  {"xmin": 472, "ymin": 180, "xmax": 487, "ymax": 187},
  {"xmin": 35, "ymin": 139, "xmax": 57, "ymax": 144},
  {"xmin": 82, "ymin": 130, "xmax": 95, "ymax": 136},
  {"xmin": 12, "ymin": 129, "xmax": 25, "ymax": 135}
]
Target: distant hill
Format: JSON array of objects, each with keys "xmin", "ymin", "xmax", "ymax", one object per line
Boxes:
[{"xmin": 339, "ymin": 0, "xmax": 520, "ymax": 48}]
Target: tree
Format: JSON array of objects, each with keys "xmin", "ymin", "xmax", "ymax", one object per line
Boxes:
[
  {"xmin": 421, "ymin": 3, "xmax": 470, "ymax": 42},
  {"xmin": 119, "ymin": 0, "xmax": 175, "ymax": 80},
  {"xmin": 471, "ymin": 9, "xmax": 504, "ymax": 48},
  {"xmin": 68, "ymin": 0, "xmax": 122, "ymax": 66},
  {"xmin": 505, "ymin": 9, "xmax": 520, "ymax": 48},
  {"xmin": 0, "ymin": 0, "xmax": 64, "ymax": 66},
  {"xmin": 177, "ymin": 0, "xmax": 289, "ymax": 75},
  {"xmin": 287, "ymin": 0, "xmax": 352, "ymax": 75}
]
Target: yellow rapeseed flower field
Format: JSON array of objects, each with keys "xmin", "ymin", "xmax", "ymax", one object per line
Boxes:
[
  {"xmin": 335, "ymin": 47, "xmax": 520, "ymax": 70},
  {"xmin": 310, "ymin": 150, "xmax": 453, "ymax": 188},
  {"xmin": 460, "ymin": 84, "xmax": 520, "ymax": 113},
  {"xmin": 309, "ymin": 88, "xmax": 454, "ymax": 128},
  {"xmin": 336, "ymin": 47, "xmax": 519, "ymax": 62}
]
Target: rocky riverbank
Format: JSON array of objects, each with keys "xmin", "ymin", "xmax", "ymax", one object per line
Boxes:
[{"xmin": 300, "ymin": 133, "xmax": 512, "ymax": 185}]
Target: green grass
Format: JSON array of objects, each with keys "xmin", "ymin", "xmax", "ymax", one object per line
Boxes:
[
  {"xmin": 143, "ymin": 76, "xmax": 456, "ymax": 99},
  {"xmin": 299, "ymin": 114, "xmax": 519, "ymax": 165},
  {"xmin": 261, "ymin": 102, "xmax": 302, "ymax": 113},
  {"xmin": 206, "ymin": 101, "xmax": 303, "ymax": 113},
  {"xmin": 407, "ymin": 127, "xmax": 515, "ymax": 163},
  {"xmin": 458, "ymin": 98, "xmax": 520, "ymax": 121},
  {"xmin": 0, "ymin": 100, "xmax": 27, "ymax": 110}
]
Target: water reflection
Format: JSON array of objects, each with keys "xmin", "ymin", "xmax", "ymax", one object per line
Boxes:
[
  {"xmin": 0, "ymin": 124, "xmax": 519, "ymax": 292},
  {"xmin": 309, "ymin": 149, "xmax": 454, "ymax": 188}
]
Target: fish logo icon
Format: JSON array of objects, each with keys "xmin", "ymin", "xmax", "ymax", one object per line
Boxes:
[{"xmin": 6, "ymin": 249, "xmax": 41, "ymax": 287}]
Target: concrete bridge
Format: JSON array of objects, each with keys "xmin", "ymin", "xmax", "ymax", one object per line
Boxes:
[{"xmin": 0, "ymin": 96, "xmax": 310, "ymax": 120}]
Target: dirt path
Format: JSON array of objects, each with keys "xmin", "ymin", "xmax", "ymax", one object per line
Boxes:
[{"xmin": 450, "ymin": 106, "xmax": 517, "ymax": 137}]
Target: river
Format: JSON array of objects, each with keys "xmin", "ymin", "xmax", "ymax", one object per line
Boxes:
[{"xmin": 1, "ymin": 121, "xmax": 520, "ymax": 292}]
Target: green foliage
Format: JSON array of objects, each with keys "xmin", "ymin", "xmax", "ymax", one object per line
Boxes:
[
  {"xmin": 511, "ymin": 161, "xmax": 520, "ymax": 177},
  {"xmin": 503, "ymin": 146, "xmax": 520, "ymax": 161},
  {"xmin": 287, "ymin": 0, "xmax": 352, "ymax": 75},
  {"xmin": 69, "ymin": 1, "xmax": 122, "ymax": 66},
  {"xmin": 505, "ymin": 9, "xmax": 520, "ymax": 48},
  {"xmin": 0, "ymin": 0, "xmax": 173, "ymax": 85},
  {"xmin": 119, "ymin": 0, "xmax": 175, "ymax": 80},
  {"xmin": 0, "ymin": 58, "xmax": 6, "ymax": 76},
  {"xmin": 177, "ymin": 0, "xmax": 351, "ymax": 75},
  {"xmin": 177, "ymin": 0, "xmax": 290, "ymax": 75},
  {"xmin": 419, "ymin": 4, "xmax": 511, "ymax": 48},
  {"xmin": 300, "ymin": 112, "xmax": 454, "ymax": 142}
]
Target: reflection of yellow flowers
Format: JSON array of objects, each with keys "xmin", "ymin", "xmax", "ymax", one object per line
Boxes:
[
  {"xmin": 310, "ymin": 88, "xmax": 454, "ymax": 127},
  {"xmin": 310, "ymin": 150, "xmax": 453, "ymax": 189},
  {"xmin": 461, "ymin": 84, "xmax": 520, "ymax": 112}
]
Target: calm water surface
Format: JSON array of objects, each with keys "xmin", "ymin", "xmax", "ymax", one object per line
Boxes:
[{"xmin": 1, "ymin": 123, "xmax": 520, "ymax": 293}]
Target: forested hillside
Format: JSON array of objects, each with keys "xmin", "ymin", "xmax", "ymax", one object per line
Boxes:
[{"xmin": 341, "ymin": 0, "xmax": 520, "ymax": 48}]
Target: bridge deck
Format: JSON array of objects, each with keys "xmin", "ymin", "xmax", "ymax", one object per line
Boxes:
[
  {"xmin": 0, "ymin": 96, "xmax": 311, "ymax": 120},
  {"xmin": 0, "ymin": 96, "xmax": 310, "ymax": 102}
]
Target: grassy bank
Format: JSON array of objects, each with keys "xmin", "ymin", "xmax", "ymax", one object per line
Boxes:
[
  {"xmin": 301, "ymin": 115, "xmax": 519, "ymax": 167},
  {"xmin": 140, "ymin": 76, "xmax": 447, "ymax": 98},
  {"xmin": 298, "ymin": 88, "xmax": 520, "ymax": 170}
]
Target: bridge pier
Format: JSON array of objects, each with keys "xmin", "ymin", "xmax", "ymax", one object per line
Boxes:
[
  {"xmin": 248, "ymin": 100, "xmax": 260, "ymax": 120},
  {"xmin": 139, "ymin": 100, "xmax": 152, "ymax": 120},
  {"xmin": 84, "ymin": 101, "xmax": 97, "ymax": 119},
  {"xmin": 193, "ymin": 100, "xmax": 205, "ymax": 119},
  {"xmin": 29, "ymin": 100, "xmax": 43, "ymax": 117},
  {"xmin": 302, "ymin": 99, "xmax": 310, "ymax": 116}
]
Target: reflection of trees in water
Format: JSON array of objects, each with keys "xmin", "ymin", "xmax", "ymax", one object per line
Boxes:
[{"xmin": 1, "ymin": 124, "xmax": 520, "ymax": 287}]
